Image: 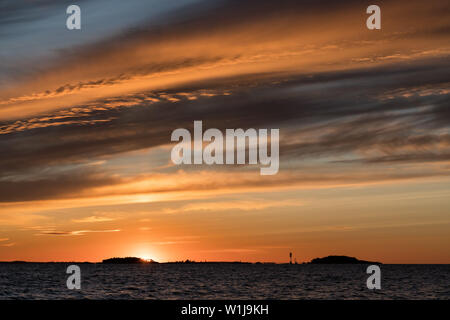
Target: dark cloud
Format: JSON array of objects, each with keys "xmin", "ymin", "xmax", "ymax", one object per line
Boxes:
[
  {"xmin": 4, "ymin": 0, "xmax": 448, "ymax": 90},
  {"xmin": 0, "ymin": 169, "xmax": 119, "ymax": 202},
  {"xmin": 0, "ymin": 59, "xmax": 448, "ymax": 181},
  {"xmin": 0, "ymin": 0, "xmax": 64, "ymax": 26}
]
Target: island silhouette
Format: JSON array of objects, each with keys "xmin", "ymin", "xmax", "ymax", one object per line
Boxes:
[
  {"xmin": 102, "ymin": 257, "xmax": 159, "ymax": 264},
  {"xmin": 0, "ymin": 255, "xmax": 382, "ymax": 264},
  {"xmin": 307, "ymin": 255, "xmax": 381, "ymax": 265},
  {"xmin": 97, "ymin": 255, "xmax": 381, "ymax": 265}
]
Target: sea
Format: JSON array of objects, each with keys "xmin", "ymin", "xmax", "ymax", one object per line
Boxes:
[{"xmin": 0, "ymin": 263, "xmax": 448, "ymax": 299}]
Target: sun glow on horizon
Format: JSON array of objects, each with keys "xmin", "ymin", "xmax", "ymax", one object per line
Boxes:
[{"xmin": 131, "ymin": 246, "xmax": 161, "ymax": 262}]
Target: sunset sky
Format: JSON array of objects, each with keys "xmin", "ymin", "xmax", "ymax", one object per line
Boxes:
[{"xmin": 0, "ymin": 0, "xmax": 449, "ymax": 263}]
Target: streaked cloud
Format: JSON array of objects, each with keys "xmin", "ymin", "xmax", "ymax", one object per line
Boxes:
[
  {"xmin": 35, "ymin": 229, "xmax": 121, "ymax": 236},
  {"xmin": 72, "ymin": 216, "xmax": 116, "ymax": 223},
  {"xmin": 0, "ymin": 242, "xmax": 15, "ymax": 247}
]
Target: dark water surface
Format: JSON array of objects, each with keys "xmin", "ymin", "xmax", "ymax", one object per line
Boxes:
[{"xmin": 0, "ymin": 264, "xmax": 448, "ymax": 299}]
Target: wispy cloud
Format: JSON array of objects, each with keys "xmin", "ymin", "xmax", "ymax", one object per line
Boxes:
[
  {"xmin": 72, "ymin": 216, "xmax": 116, "ymax": 223},
  {"xmin": 0, "ymin": 242, "xmax": 15, "ymax": 247},
  {"xmin": 35, "ymin": 229, "xmax": 121, "ymax": 236}
]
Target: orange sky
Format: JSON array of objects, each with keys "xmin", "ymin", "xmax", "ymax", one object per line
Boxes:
[{"xmin": 0, "ymin": 0, "xmax": 449, "ymax": 263}]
